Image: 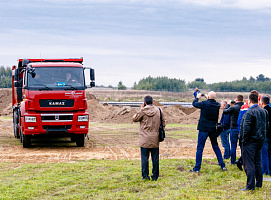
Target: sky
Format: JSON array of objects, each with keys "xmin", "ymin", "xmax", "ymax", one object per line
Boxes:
[{"xmin": 1, "ymin": 0, "xmax": 271, "ymax": 87}]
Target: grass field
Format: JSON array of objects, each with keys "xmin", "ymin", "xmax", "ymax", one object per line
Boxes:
[
  {"xmin": 1, "ymin": 159, "xmax": 271, "ymax": 199},
  {"xmin": 0, "ymin": 118, "xmax": 270, "ymax": 199}
]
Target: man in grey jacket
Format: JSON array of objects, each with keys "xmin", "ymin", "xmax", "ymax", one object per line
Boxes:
[{"xmin": 133, "ymin": 96, "xmax": 165, "ymax": 181}]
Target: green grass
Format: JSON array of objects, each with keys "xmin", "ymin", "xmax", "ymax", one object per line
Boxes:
[
  {"xmin": 0, "ymin": 116, "xmax": 12, "ymax": 120},
  {"xmin": 0, "ymin": 159, "xmax": 270, "ymax": 199}
]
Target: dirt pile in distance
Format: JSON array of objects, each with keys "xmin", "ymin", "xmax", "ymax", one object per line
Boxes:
[
  {"xmin": 87, "ymin": 99, "xmax": 200, "ymax": 124},
  {"xmin": 0, "ymin": 89, "xmax": 12, "ymax": 116},
  {"xmin": 0, "ymin": 89, "xmax": 200, "ymax": 124}
]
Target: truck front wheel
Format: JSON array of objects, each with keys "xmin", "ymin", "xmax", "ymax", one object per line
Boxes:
[
  {"xmin": 22, "ymin": 135, "xmax": 31, "ymax": 148},
  {"xmin": 76, "ymin": 134, "xmax": 85, "ymax": 147},
  {"xmin": 13, "ymin": 110, "xmax": 20, "ymax": 139}
]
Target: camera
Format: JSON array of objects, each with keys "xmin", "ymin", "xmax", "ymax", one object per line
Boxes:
[{"xmin": 201, "ymin": 94, "xmax": 205, "ymax": 96}]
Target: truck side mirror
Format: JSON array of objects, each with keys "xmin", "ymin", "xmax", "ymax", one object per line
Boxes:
[
  {"xmin": 90, "ymin": 82, "xmax": 95, "ymax": 87},
  {"xmin": 14, "ymin": 68, "xmax": 20, "ymax": 87},
  {"xmin": 14, "ymin": 69, "xmax": 19, "ymax": 81},
  {"xmin": 90, "ymin": 68, "xmax": 95, "ymax": 81}
]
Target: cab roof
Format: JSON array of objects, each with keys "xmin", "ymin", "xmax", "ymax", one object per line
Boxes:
[
  {"xmin": 18, "ymin": 58, "xmax": 83, "ymax": 68},
  {"xmin": 30, "ymin": 62, "xmax": 83, "ymax": 68}
]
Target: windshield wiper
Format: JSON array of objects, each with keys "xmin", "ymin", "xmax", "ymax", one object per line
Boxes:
[
  {"xmin": 63, "ymin": 85, "xmax": 78, "ymax": 90},
  {"xmin": 30, "ymin": 84, "xmax": 52, "ymax": 91}
]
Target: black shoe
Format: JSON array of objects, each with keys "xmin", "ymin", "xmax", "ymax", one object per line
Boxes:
[
  {"xmin": 189, "ymin": 169, "xmax": 199, "ymax": 173},
  {"xmin": 240, "ymin": 187, "xmax": 254, "ymax": 191},
  {"xmin": 222, "ymin": 167, "xmax": 227, "ymax": 171},
  {"xmin": 151, "ymin": 176, "xmax": 158, "ymax": 181},
  {"xmin": 142, "ymin": 177, "xmax": 150, "ymax": 180},
  {"xmin": 235, "ymin": 160, "xmax": 243, "ymax": 171}
]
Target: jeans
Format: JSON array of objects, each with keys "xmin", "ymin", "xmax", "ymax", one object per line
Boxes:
[
  {"xmin": 230, "ymin": 128, "xmax": 239, "ymax": 164},
  {"xmin": 220, "ymin": 129, "xmax": 230, "ymax": 159},
  {"xmin": 141, "ymin": 147, "xmax": 159, "ymax": 180},
  {"xmin": 262, "ymin": 138, "xmax": 271, "ymax": 175},
  {"xmin": 194, "ymin": 131, "xmax": 225, "ymax": 171},
  {"xmin": 242, "ymin": 142, "xmax": 264, "ymax": 189}
]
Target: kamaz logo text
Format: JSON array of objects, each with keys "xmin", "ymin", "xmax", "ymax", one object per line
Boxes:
[{"xmin": 49, "ymin": 102, "xmax": 65, "ymax": 106}]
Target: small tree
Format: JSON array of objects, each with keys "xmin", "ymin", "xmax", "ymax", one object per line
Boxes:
[
  {"xmin": 118, "ymin": 81, "xmax": 127, "ymax": 90},
  {"xmin": 133, "ymin": 82, "xmax": 137, "ymax": 90}
]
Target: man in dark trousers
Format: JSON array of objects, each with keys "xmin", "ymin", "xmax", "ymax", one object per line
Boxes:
[
  {"xmin": 220, "ymin": 100, "xmax": 231, "ymax": 159},
  {"xmin": 239, "ymin": 93, "xmax": 268, "ymax": 191},
  {"xmin": 133, "ymin": 96, "xmax": 165, "ymax": 181},
  {"xmin": 190, "ymin": 91, "xmax": 227, "ymax": 172},
  {"xmin": 223, "ymin": 95, "xmax": 244, "ymax": 165},
  {"xmin": 260, "ymin": 96, "xmax": 271, "ymax": 175}
]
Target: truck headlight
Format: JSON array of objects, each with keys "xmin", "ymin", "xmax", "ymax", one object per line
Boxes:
[
  {"xmin": 78, "ymin": 115, "xmax": 88, "ymax": 122},
  {"xmin": 25, "ymin": 116, "xmax": 36, "ymax": 122}
]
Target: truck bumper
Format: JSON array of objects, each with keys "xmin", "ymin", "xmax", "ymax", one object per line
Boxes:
[{"xmin": 22, "ymin": 112, "xmax": 89, "ymax": 136}]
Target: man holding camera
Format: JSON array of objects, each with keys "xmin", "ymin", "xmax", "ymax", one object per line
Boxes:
[
  {"xmin": 133, "ymin": 96, "xmax": 165, "ymax": 181},
  {"xmin": 190, "ymin": 91, "xmax": 226, "ymax": 172}
]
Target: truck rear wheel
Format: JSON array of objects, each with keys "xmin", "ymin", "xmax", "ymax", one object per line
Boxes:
[
  {"xmin": 76, "ymin": 134, "xmax": 85, "ymax": 147},
  {"xmin": 22, "ymin": 135, "xmax": 31, "ymax": 148},
  {"xmin": 13, "ymin": 110, "xmax": 20, "ymax": 139}
]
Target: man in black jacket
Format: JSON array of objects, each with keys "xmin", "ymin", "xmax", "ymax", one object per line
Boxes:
[
  {"xmin": 239, "ymin": 93, "xmax": 268, "ymax": 191},
  {"xmin": 260, "ymin": 96, "xmax": 271, "ymax": 175},
  {"xmin": 223, "ymin": 95, "xmax": 244, "ymax": 165},
  {"xmin": 190, "ymin": 91, "xmax": 226, "ymax": 172}
]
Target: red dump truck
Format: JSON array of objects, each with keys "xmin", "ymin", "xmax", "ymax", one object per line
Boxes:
[{"xmin": 12, "ymin": 58, "xmax": 95, "ymax": 148}]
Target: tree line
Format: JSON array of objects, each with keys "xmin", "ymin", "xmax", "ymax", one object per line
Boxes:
[
  {"xmin": 134, "ymin": 76, "xmax": 186, "ymax": 91},
  {"xmin": 1, "ymin": 67, "xmax": 271, "ymax": 92},
  {"xmin": 132, "ymin": 74, "xmax": 271, "ymax": 92},
  {"xmin": 0, "ymin": 66, "xmax": 12, "ymax": 88}
]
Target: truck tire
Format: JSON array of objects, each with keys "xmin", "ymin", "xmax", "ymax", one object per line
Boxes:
[
  {"xmin": 13, "ymin": 110, "xmax": 20, "ymax": 139},
  {"xmin": 76, "ymin": 134, "xmax": 85, "ymax": 147},
  {"xmin": 19, "ymin": 126, "xmax": 23, "ymax": 143},
  {"xmin": 71, "ymin": 135, "xmax": 76, "ymax": 142},
  {"xmin": 22, "ymin": 135, "xmax": 31, "ymax": 148}
]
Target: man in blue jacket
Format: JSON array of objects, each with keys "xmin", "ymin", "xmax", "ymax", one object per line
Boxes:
[
  {"xmin": 193, "ymin": 87, "xmax": 200, "ymax": 98},
  {"xmin": 190, "ymin": 91, "xmax": 226, "ymax": 172},
  {"xmin": 220, "ymin": 100, "xmax": 231, "ymax": 159}
]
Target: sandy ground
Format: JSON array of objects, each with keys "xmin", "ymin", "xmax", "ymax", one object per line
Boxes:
[
  {"xmin": 0, "ymin": 118, "xmax": 240, "ymax": 164},
  {"xmin": 0, "ymin": 88, "xmax": 240, "ymax": 164}
]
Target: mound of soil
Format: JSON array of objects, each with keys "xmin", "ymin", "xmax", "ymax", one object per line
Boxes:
[
  {"xmin": 0, "ymin": 89, "xmax": 12, "ymax": 116},
  {"xmin": 86, "ymin": 92, "xmax": 96, "ymax": 100},
  {"xmin": 87, "ymin": 99, "xmax": 200, "ymax": 124},
  {"xmin": 173, "ymin": 105, "xmax": 197, "ymax": 115},
  {"xmin": 0, "ymin": 89, "xmax": 200, "ymax": 124},
  {"xmin": 153, "ymin": 100, "xmax": 163, "ymax": 106}
]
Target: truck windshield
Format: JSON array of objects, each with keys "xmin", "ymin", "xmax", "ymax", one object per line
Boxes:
[{"xmin": 27, "ymin": 67, "xmax": 85, "ymax": 90}]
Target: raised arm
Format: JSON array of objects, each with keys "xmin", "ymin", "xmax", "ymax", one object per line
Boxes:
[
  {"xmin": 133, "ymin": 109, "xmax": 144, "ymax": 122},
  {"xmin": 192, "ymin": 98, "xmax": 204, "ymax": 109},
  {"xmin": 223, "ymin": 104, "xmax": 233, "ymax": 114}
]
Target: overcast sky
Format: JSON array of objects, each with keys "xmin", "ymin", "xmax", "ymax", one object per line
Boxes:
[{"xmin": 1, "ymin": 0, "xmax": 271, "ymax": 87}]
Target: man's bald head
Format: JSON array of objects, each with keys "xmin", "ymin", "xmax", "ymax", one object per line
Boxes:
[{"xmin": 208, "ymin": 91, "xmax": 216, "ymax": 99}]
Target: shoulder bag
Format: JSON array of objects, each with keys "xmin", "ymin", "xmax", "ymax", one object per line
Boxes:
[{"xmin": 158, "ymin": 108, "xmax": 165, "ymax": 142}]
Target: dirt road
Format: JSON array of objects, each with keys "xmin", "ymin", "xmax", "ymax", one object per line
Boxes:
[{"xmin": 0, "ymin": 118, "xmax": 240, "ymax": 164}]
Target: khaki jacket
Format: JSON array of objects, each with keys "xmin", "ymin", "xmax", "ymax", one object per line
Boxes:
[{"xmin": 133, "ymin": 105, "xmax": 166, "ymax": 148}]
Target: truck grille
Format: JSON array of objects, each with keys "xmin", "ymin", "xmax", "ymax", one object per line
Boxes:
[
  {"xmin": 43, "ymin": 125, "xmax": 72, "ymax": 130},
  {"xmin": 39, "ymin": 99, "xmax": 74, "ymax": 107},
  {"xmin": 41, "ymin": 113, "xmax": 73, "ymax": 122}
]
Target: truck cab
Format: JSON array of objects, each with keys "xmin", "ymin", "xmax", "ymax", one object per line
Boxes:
[{"xmin": 12, "ymin": 58, "xmax": 95, "ymax": 148}]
